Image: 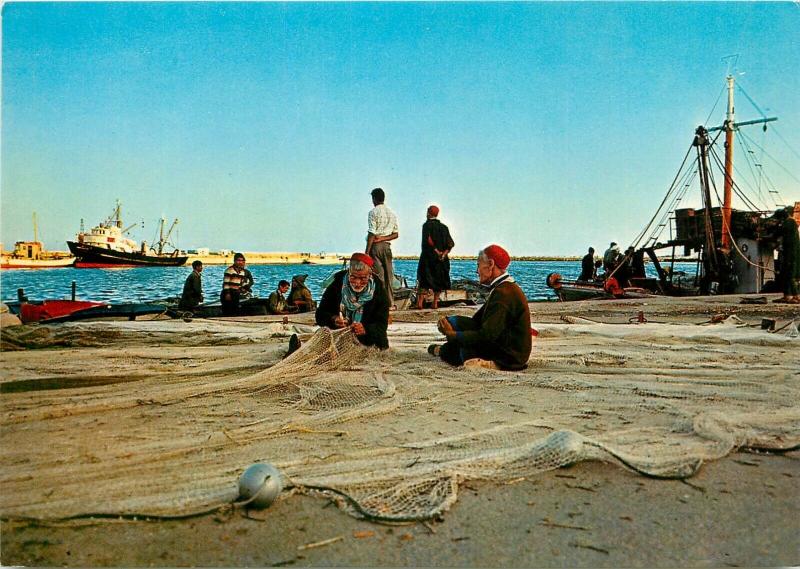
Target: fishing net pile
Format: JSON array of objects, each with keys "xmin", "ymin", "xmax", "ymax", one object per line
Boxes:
[{"xmin": 1, "ymin": 316, "xmax": 798, "ymax": 523}]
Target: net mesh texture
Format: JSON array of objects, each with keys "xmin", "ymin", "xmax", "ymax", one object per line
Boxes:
[{"xmin": 1, "ymin": 316, "xmax": 798, "ymax": 523}]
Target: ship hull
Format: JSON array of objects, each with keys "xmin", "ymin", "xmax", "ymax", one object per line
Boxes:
[
  {"xmin": 67, "ymin": 242, "xmax": 188, "ymax": 268},
  {"xmin": 1, "ymin": 257, "xmax": 75, "ymax": 269}
]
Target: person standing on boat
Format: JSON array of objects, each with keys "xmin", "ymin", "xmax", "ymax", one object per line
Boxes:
[
  {"xmin": 178, "ymin": 260, "xmax": 204, "ymax": 312},
  {"xmin": 603, "ymin": 242, "xmax": 621, "ymax": 273},
  {"xmin": 429, "ymin": 245, "xmax": 532, "ymax": 371},
  {"xmin": 631, "ymin": 249, "xmax": 647, "ymax": 280},
  {"xmin": 578, "ymin": 247, "xmax": 595, "ymax": 282},
  {"xmin": 288, "ymin": 274, "xmax": 316, "ymax": 313},
  {"xmin": 616, "ymin": 246, "xmax": 635, "ymax": 287},
  {"xmin": 365, "ymin": 188, "xmax": 399, "ymax": 308},
  {"xmin": 775, "ymin": 208, "xmax": 800, "ymax": 303},
  {"xmin": 415, "ymin": 205, "xmax": 455, "ymax": 309},
  {"xmin": 268, "ymin": 280, "xmax": 297, "ymax": 315},
  {"xmin": 221, "ymin": 253, "xmax": 253, "ymax": 316}
]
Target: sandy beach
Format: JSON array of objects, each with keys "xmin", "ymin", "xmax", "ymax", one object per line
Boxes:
[{"xmin": 1, "ymin": 294, "xmax": 798, "ymax": 567}]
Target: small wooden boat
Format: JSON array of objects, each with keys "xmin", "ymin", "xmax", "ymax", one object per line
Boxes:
[
  {"xmin": 545, "ymin": 273, "xmax": 653, "ymax": 302},
  {"xmin": 10, "ymin": 300, "xmax": 167, "ymax": 324}
]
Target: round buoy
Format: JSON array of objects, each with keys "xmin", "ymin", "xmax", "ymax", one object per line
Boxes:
[
  {"xmin": 238, "ymin": 463, "xmax": 283, "ymax": 509},
  {"xmin": 546, "ymin": 273, "xmax": 563, "ymax": 289}
]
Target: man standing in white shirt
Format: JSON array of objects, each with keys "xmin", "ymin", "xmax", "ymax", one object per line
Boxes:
[{"xmin": 365, "ymin": 187, "xmax": 399, "ymax": 306}]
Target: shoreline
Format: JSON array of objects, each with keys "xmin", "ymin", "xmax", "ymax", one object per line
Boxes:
[{"xmin": 1, "ymin": 254, "xmax": 701, "ymax": 268}]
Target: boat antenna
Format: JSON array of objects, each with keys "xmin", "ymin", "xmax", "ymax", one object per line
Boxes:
[{"xmin": 721, "ymin": 54, "xmax": 739, "ymax": 77}]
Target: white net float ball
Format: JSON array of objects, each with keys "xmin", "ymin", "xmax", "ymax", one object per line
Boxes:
[{"xmin": 238, "ymin": 463, "xmax": 283, "ymax": 509}]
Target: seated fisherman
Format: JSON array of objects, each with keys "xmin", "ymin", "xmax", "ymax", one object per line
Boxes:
[
  {"xmin": 315, "ymin": 252, "xmax": 390, "ymax": 349},
  {"xmin": 288, "ymin": 274, "xmax": 316, "ymax": 313},
  {"xmin": 268, "ymin": 280, "xmax": 297, "ymax": 315},
  {"xmin": 220, "ymin": 253, "xmax": 253, "ymax": 316},
  {"xmin": 178, "ymin": 260, "xmax": 204, "ymax": 312},
  {"xmin": 429, "ymin": 244, "xmax": 532, "ymax": 370}
]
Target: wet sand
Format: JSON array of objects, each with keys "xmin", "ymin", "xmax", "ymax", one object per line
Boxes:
[{"xmin": 1, "ymin": 293, "xmax": 798, "ymax": 567}]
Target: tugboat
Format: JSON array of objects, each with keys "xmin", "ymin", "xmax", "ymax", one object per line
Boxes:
[
  {"xmin": 1, "ymin": 213, "xmax": 74, "ymax": 269},
  {"xmin": 67, "ymin": 201, "xmax": 188, "ymax": 268}
]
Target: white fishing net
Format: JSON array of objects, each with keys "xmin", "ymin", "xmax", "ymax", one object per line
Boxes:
[{"xmin": 1, "ymin": 316, "xmax": 798, "ymax": 522}]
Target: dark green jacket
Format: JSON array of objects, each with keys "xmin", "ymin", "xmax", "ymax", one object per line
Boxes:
[
  {"xmin": 267, "ymin": 291, "xmax": 287, "ymax": 314},
  {"xmin": 179, "ymin": 271, "xmax": 203, "ymax": 310},
  {"xmin": 458, "ymin": 279, "xmax": 532, "ymax": 370}
]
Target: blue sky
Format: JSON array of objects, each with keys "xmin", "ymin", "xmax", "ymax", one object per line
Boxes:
[{"xmin": 2, "ymin": 2, "xmax": 799, "ymax": 256}]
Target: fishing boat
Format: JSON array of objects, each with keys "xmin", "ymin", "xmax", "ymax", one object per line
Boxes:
[
  {"xmin": 550, "ymin": 72, "xmax": 799, "ymax": 300},
  {"xmin": 1, "ymin": 213, "xmax": 75, "ymax": 269},
  {"xmin": 5, "ymin": 299, "xmax": 168, "ymax": 324},
  {"xmin": 545, "ymin": 273, "xmax": 653, "ymax": 302},
  {"xmin": 67, "ymin": 201, "xmax": 188, "ymax": 268}
]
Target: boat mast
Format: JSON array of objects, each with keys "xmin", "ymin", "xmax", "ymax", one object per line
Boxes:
[
  {"xmin": 158, "ymin": 219, "xmax": 179, "ymax": 255},
  {"xmin": 158, "ymin": 218, "xmax": 165, "ymax": 255},
  {"xmin": 114, "ymin": 200, "xmax": 123, "ymax": 229},
  {"xmin": 33, "ymin": 212, "xmax": 39, "ymax": 243},
  {"xmin": 708, "ymin": 75, "xmax": 778, "ymax": 245},
  {"xmin": 721, "ymin": 75, "xmax": 735, "ymax": 251},
  {"xmin": 694, "ymin": 126, "xmax": 719, "ymax": 280}
]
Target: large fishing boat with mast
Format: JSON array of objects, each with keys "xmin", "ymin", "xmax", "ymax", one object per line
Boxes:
[
  {"xmin": 549, "ymin": 71, "xmax": 799, "ymax": 301},
  {"xmin": 67, "ymin": 201, "xmax": 188, "ymax": 268}
]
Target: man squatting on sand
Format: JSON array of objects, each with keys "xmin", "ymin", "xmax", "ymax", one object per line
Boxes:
[
  {"xmin": 430, "ymin": 244, "xmax": 532, "ymax": 370},
  {"xmin": 317, "ymin": 252, "xmax": 391, "ymax": 349},
  {"xmin": 286, "ymin": 252, "xmax": 391, "ymax": 356}
]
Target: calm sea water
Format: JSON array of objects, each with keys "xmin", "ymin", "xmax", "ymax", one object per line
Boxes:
[{"xmin": 0, "ymin": 259, "xmax": 697, "ymax": 304}]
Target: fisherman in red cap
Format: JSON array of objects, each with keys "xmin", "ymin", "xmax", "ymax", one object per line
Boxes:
[
  {"xmin": 428, "ymin": 244, "xmax": 532, "ymax": 370},
  {"xmin": 415, "ymin": 205, "xmax": 455, "ymax": 309},
  {"xmin": 313, "ymin": 251, "xmax": 391, "ymax": 349}
]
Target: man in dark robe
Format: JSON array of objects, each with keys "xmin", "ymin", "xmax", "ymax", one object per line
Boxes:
[
  {"xmin": 315, "ymin": 252, "xmax": 390, "ymax": 349},
  {"xmin": 775, "ymin": 208, "xmax": 800, "ymax": 303},
  {"xmin": 429, "ymin": 244, "xmax": 532, "ymax": 370},
  {"xmin": 416, "ymin": 205, "xmax": 455, "ymax": 309},
  {"xmin": 578, "ymin": 247, "xmax": 595, "ymax": 281},
  {"xmin": 615, "ymin": 246, "xmax": 635, "ymax": 287},
  {"xmin": 631, "ymin": 249, "xmax": 646, "ymax": 280}
]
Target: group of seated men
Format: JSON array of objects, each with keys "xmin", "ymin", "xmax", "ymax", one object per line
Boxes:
[
  {"xmin": 178, "ymin": 253, "xmax": 316, "ymax": 316},
  {"xmin": 180, "ymin": 245, "xmax": 533, "ymax": 371},
  {"xmin": 287, "ymin": 246, "xmax": 533, "ymax": 371}
]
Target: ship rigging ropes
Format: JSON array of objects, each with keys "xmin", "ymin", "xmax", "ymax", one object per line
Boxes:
[
  {"xmin": 629, "ymin": 130, "xmax": 724, "ymax": 253},
  {"xmin": 1, "ymin": 323, "xmax": 799, "ymax": 523},
  {"xmin": 631, "ymin": 79, "xmax": 798, "ymax": 261}
]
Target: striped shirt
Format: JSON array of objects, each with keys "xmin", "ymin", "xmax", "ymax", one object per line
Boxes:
[
  {"xmin": 222, "ymin": 266, "xmax": 252, "ymax": 292},
  {"xmin": 367, "ymin": 204, "xmax": 399, "ymax": 237}
]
